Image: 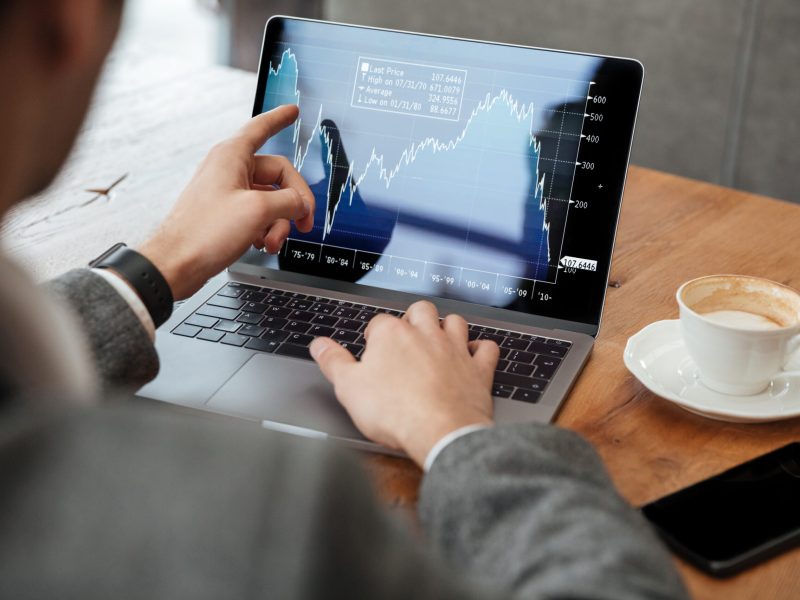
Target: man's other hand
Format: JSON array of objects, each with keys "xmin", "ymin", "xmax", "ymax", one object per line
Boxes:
[
  {"xmin": 310, "ymin": 301, "xmax": 499, "ymax": 467},
  {"xmin": 139, "ymin": 105, "xmax": 314, "ymax": 300}
]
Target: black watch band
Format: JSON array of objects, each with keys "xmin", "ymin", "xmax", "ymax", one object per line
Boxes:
[{"xmin": 89, "ymin": 242, "xmax": 174, "ymax": 328}]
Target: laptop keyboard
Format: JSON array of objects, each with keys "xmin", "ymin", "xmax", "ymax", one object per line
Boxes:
[{"xmin": 171, "ymin": 282, "xmax": 570, "ymax": 404}]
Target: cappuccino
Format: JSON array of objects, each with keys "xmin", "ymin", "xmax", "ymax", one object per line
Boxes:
[{"xmin": 701, "ymin": 310, "xmax": 783, "ymax": 330}]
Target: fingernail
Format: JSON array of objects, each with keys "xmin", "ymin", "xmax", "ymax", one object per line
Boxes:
[{"xmin": 309, "ymin": 337, "xmax": 328, "ymax": 360}]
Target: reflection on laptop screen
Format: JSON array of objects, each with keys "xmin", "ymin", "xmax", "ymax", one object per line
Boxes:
[{"xmin": 243, "ymin": 18, "xmax": 642, "ymax": 330}]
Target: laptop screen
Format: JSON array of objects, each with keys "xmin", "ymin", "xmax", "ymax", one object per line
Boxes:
[{"xmin": 241, "ymin": 17, "xmax": 643, "ymax": 331}]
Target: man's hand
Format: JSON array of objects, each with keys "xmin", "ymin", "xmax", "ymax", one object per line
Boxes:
[
  {"xmin": 310, "ymin": 301, "xmax": 499, "ymax": 467},
  {"xmin": 139, "ymin": 105, "xmax": 314, "ymax": 300}
]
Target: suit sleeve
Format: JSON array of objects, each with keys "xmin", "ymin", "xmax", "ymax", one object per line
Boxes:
[
  {"xmin": 45, "ymin": 269, "xmax": 159, "ymax": 387},
  {"xmin": 419, "ymin": 424, "xmax": 690, "ymax": 600}
]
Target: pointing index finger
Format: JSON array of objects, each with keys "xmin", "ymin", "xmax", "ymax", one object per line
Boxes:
[{"xmin": 237, "ymin": 104, "xmax": 300, "ymax": 153}]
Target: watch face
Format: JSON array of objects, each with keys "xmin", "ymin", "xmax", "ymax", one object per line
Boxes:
[{"xmin": 89, "ymin": 242, "xmax": 127, "ymax": 268}]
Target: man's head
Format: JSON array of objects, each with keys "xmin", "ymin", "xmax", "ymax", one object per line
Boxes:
[{"xmin": 0, "ymin": 0, "xmax": 123, "ymax": 211}]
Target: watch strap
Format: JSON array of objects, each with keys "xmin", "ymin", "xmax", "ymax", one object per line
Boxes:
[{"xmin": 89, "ymin": 243, "xmax": 173, "ymax": 328}]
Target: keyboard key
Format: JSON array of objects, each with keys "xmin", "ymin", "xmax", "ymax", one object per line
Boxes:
[
  {"xmin": 358, "ymin": 305, "xmax": 377, "ymax": 312},
  {"xmin": 260, "ymin": 329, "xmax": 289, "ymax": 343},
  {"xmin": 264, "ymin": 295, "xmax": 289, "ymax": 306},
  {"xmin": 547, "ymin": 338, "xmax": 572, "ymax": 347},
  {"xmin": 261, "ymin": 316, "xmax": 288, "ymax": 329},
  {"xmin": 496, "ymin": 359, "xmax": 509, "ymax": 372},
  {"xmin": 335, "ymin": 318, "xmax": 363, "ymax": 332},
  {"xmin": 172, "ymin": 324, "xmax": 200, "ymax": 338},
  {"xmin": 184, "ymin": 314, "xmax": 217, "ymax": 328},
  {"xmin": 333, "ymin": 307, "xmax": 360, "ymax": 319},
  {"xmin": 220, "ymin": 333, "xmax": 248, "ymax": 347},
  {"xmin": 478, "ymin": 333, "xmax": 504, "ymax": 344},
  {"xmin": 242, "ymin": 301, "xmax": 269, "ymax": 314},
  {"xmin": 197, "ymin": 305, "xmax": 239, "ymax": 321},
  {"xmin": 245, "ymin": 338, "xmax": 280, "ymax": 353},
  {"xmin": 512, "ymin": 389, "xmax": 541, "ymax": 403},
  {"xmin": 286, "ymin": 300, "xmax": 312, "ymax": 311},
  {"xmin": 241, "ymin": 291, "xmax": 267, "ymax": 303},
  {"xmin": 214, "ymin": 319, "xmax": 241, "ymax": 333},
  {"xmin": 310, "ymin": 314, "xmax": 338, "ymax": 327},
  {"xmin": 287, "ymin": 333, "xmax": 313, "ymax": 346},
  {"xmin": 332, "ymin": 329, "xmax": 359, "ymax": 342},
  {"xmin": 508, "ymin": 362, "xmax": 535, "ymax": 376},
  {"xmin": 289, "ymin": 310, "xmax": 315, "ymax": 323},
  {"xmin": 533, "ymin": 356, "xmax": 561, "ymax": 380},
  {"xmin": 226, "ymin": 282, "xmax": 260, "ymax": 291},
  {"xmin": 285, "ymin": 320, "xmax": 311, "ymax": 333},
  {"xmin": 494, "ymin": 371, "xmax": 547, "ymax": 391},
  {"xmin": 309, "ymin": 303, "xmax": 335, "ymax": 315},
  {"xmin": 207, "ymin": 296, "xmax": 245, "ymax": 310},
  {"xmin": 534, "ymin": 355, "xmax": 562, "ymax": 367},
  {"xmin": 472, "ymin": 325, "xmax": 496, "ymax": 334},
  {"xmin": 491, "ymin": 383, "xmax": 514, "ymax": 398},
  {"xmin": 265, "ymin": 306, "xmax": 291, "ymax": 318},
  {"xmin": 354, "ymin": 311, "xmax": 377, "ymax": 324},
  {"xmin": 501, "ymin": 337, "xmax": 530, "ymax": 351},
  {"xmin": 308, "ymin": 325, "xmax": 335, "ymax": 338},
  {"xmin": 239, "ymin": 324, "xmax": 265, "ymax": 337},
  {"xmin": 338, "ymin": 342, "xmax": 364, "ymax": 358},
  {"xmin": 498, "ymin": 347, "xmax": 510, "ymax": 359},
  {"xmin": 236, "ymin": 312, "xmax": 264, "ymax": 325},
  {"xmin": 275, "ymin": 343, "xmax": 312, "ymax": 360},
  {"xmin": 217, "ymin": 287, "xmax": 243, "ymax": 298},
  {"xmin": 197, "ymin": 329, "xmax": 225, "ymax": 342},
  {"xmin": 530, "ymin": 342, "xmax": 568, "ymax": 358},
  {"xmin": 506, "ymin": 349, "xmax": 535, "ymax": 364},
  {"xmin": 505, "ymin": 331, "xmax": 522, "ymax": 338},
  {"xmin": 286, "ymin": 292, "xmax": 308, "ymax": 299}
]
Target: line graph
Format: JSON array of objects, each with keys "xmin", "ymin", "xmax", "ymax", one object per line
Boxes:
[{"xmin": 259, "ymin": 42, "xmax": 590, "ymax": 302}]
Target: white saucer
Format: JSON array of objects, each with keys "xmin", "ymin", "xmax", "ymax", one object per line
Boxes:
[{"xmin": 623, "ymin": 320, "xmax": 800, "ymax": 423}]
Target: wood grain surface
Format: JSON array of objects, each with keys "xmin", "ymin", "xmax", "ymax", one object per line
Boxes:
[{"xmin": 4, "ymin": 49, "xmax": 799, "ymax": 600}]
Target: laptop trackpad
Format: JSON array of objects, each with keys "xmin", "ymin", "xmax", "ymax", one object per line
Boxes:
[{"xmin": 206, "ymin": 353, "xmax": 366, "ymax": 440}]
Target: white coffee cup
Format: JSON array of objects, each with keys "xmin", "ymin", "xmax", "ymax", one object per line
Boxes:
[{"xmin": 677, "ymin": 275, "xmax": 800, "ymax": 395}]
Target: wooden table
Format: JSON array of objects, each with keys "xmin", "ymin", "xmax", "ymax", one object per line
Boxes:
[{"xmin": 4, "ymin": 48, "xmax": 800, "ymax": 600}]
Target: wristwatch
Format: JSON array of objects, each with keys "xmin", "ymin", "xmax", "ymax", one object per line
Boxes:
[{"xmin": 89, "ymin": 242, "xmax": 173, "ymax": 328}]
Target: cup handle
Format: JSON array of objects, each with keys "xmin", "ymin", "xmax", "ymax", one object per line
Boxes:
[{"xmin": 785, "ymin": 334, "xmax": 800, "ymax": 370}]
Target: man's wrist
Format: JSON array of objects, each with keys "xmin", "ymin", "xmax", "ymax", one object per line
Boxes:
[
  {"xmin": 423, "ymin": 423, "xmax": 492, "ymax": 472},
  {"xmin": 138, "ymin": 237, "xmax": 192, "ymax": 301},
  {"xmin": 89, "ymin": 243, "xmax": 173, "ymax": 328},
  {"xmin": 403, "ymin": 415, "xmax": 494, "ymax": 468}
]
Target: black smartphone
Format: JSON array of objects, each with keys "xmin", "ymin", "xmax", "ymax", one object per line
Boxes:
[{"xmin": 641, "ymin": 442, "xmax": 800, "ymax": 577}]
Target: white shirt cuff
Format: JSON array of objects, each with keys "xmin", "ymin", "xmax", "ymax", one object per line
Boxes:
[
  {"xmin": 91, "ymin": 268, "xmax": 156, "ymax": 342},
  {"xmin": 423, "ymin": 423, "xmax": 492, "ymax": 472}
]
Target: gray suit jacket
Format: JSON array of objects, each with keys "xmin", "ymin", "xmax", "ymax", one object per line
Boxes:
[{"xmin": 0, "ymin": 269, "xmax": 688, "ymax": 599}]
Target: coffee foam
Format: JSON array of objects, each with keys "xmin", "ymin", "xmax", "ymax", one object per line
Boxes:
[
  {"xmin": 701, "ymin": 310, "xmax": 782, "ymax": 330},
  {"xmin": 680, "ymin": 275, "xmax": 800, "ymax": 329}
]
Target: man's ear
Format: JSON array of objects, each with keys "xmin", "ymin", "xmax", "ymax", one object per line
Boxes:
[{"xmin": 35, "ymin": 0, "xmax": 113, "ymax": 72}]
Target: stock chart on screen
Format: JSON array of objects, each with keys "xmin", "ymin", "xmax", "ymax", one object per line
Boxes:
[{"xmin": 242, "ymin": 19, "xmax": 641, "ymax": 328}]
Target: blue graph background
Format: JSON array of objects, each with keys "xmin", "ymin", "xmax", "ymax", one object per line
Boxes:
[{"xmin": 249, "ymin": 21, "xmax": 600, "ymax": 307}]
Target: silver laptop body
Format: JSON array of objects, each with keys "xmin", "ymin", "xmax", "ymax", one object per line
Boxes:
[{"xmin": 139, "ymin": 17, "xmax": 644, "ymax": 455}]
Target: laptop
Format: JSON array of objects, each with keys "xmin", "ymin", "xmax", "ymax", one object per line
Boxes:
[{"xmin": 138, "ymin": 16, "xmax": 644, "ymax": 454}]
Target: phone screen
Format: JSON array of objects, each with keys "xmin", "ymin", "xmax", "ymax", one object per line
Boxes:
[{"xmin": 642, "ymin": 443, "xmax": 800, "ymax": 575}]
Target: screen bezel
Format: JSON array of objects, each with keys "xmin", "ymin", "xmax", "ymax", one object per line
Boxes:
[{"xmin": 236, "ymin": 15, "xmax": 644, "ymax": 337}]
